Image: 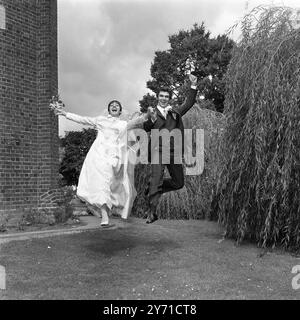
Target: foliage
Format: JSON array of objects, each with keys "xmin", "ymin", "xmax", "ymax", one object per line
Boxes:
[
  {"xmin": 210, "ymin": 6, "xmax": 300, "ymax": 250},
  {"xmin": 197, "ymin": 99, "xmax": 216, "ymax": 111},
  {"xmin": 140, "ymin": 23, "xmax": 235, "ymax": 112},
  {"xmin": 20, "ymin": 208, "xmax": 56, "ymax": 226},
  {"xmin": 59, "ymin": 128, "xmax": 97, "ymax": 186},
  {"xmin": 139, "ymin": 93, "xmax": 157, "ymax": 113}
]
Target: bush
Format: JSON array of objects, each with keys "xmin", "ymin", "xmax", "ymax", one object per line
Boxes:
[
  {"xmin": 60, "ymin": 129, "xmax": 97, "ymax": 186},
  {"xmin": 210, "ymin": 6, "xmax": 300, "ymax": 250}
]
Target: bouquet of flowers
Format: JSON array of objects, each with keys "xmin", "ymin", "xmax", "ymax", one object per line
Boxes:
[{"xmin": 49, "ymin": 94, "xmax": 65, "ymax": 108}]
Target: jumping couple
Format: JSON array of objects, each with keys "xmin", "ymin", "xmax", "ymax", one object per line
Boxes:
[{"xmin": 50, "ymin": 73, "xmax": 197, "ymax": 227}]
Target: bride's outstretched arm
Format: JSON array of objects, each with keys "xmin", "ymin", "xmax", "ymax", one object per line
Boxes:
[
  {"xmin": 126, "ymin": 112, "xmax": 149, "ymax": 130},
  {"xmin": 64, "ymin": 112, "xmax": 101, "ymax": 126},
  {"xmin": 49, "ymin": 102, "xmax": 102, "ymax": 127}
]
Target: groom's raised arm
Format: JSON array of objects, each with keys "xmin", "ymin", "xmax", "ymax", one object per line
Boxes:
[{"xmin": 176, "ymin": 74, "xmax": 198, "ymax": 117}]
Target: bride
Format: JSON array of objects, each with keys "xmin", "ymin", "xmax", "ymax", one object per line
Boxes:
[{"xmin": 50, "ymin": 99, "xmax": 152, "ymax": 227}]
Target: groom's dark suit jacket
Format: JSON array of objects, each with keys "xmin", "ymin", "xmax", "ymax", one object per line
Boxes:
[{"xmin": 143, "ymin": 88, "xmax": 197, "ymax": 162}]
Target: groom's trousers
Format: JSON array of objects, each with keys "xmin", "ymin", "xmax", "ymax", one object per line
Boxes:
[{"xmin": 148, "ymin": 161, "xmax": 184, "ymax": 212}]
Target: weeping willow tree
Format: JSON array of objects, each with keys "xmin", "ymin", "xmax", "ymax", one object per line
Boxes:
[{"xmin": 210, "ymin": 6, "xmax": 300, "ymax": 250}]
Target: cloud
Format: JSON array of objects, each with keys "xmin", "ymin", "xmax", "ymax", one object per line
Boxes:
[{"xmin": 58, "ymin": 0, "xmax": 300, "ymax": 135}]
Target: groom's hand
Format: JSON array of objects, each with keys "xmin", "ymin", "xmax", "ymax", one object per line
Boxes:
[{"xmin": 188, "ymin": 74, "xmax": 197, "ymax": 87}]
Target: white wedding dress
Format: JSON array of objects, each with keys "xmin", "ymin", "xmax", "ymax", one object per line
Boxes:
[{"xmin": 65, "ymin": 111, "xmax": 145, "ymax": 219}]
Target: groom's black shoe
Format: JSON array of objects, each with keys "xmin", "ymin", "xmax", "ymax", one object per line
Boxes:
[{"xmin": 146, "ymin": 212, "xmax": 158, "ymax": 224}]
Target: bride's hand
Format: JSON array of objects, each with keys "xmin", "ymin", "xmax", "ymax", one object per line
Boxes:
[
  {"xmin": 49, "ymin": 102, "xmax": 66, "ymax": 116},
  {"xmin": 147, "ymin": 106, "xmax": 157, "ymax": 122}
]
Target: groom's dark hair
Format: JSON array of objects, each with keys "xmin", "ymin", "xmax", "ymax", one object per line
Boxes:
[
  {"xmin": 157, "ymin": 86, "xmax": 172, "ymax": 99},
  {"xmin": 108, "ymin": 100, "xmax": 122, "ymax": 113}
]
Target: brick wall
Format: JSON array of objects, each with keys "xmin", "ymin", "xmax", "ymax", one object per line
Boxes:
[{"xmin": 0, "ymin": 0, "xmax": 60, "ymax": 224}]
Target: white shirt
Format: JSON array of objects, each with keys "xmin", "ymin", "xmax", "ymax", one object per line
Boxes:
[{"xmin": 157, "ymin": 105, "xmax": 172, "ymax": 119}]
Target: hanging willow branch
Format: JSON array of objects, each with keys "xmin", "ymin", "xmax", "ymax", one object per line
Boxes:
[{"xmin": 210, "ymin": 6, "xmax": 300, "ymax": 251}]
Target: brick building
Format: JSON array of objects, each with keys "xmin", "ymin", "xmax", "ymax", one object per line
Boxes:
[{"xmin": 0, "ymin": 0, "xmax": 61, "ymax": 225}]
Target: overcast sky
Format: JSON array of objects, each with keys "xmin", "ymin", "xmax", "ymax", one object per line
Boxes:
[{"xmin": 58, "ymin": 0, "xmax": 299, "ymax": 135}]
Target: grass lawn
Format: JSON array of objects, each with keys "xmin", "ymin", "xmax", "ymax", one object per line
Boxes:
[{"xmin": 0, "ymin": 217, "xmax": 299, "ymax": 300}]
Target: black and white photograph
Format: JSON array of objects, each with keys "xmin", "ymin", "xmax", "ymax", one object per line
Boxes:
[{"xmin": 0, "ymin": 0, "xmax": 300, "ymax": 306}]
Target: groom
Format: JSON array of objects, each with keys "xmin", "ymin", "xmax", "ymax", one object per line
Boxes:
[{"xmin": 143, "ymin": 74, "xmax": 198, "ymax": 223}]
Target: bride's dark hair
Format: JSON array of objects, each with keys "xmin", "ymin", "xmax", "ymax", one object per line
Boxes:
[{"xmin": 108, "ymin": 100, "xmax": 122, "ymax": 114}]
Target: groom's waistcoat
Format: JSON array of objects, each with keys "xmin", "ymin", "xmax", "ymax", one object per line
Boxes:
[{"xmin": 143, "ymin": 88, "xmax": 197, "ymax": 162}]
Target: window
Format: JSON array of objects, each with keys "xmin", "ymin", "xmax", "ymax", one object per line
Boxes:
[{"xmin": 0, "ymin": 5, "xmax": 5, "ymax": 30}]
